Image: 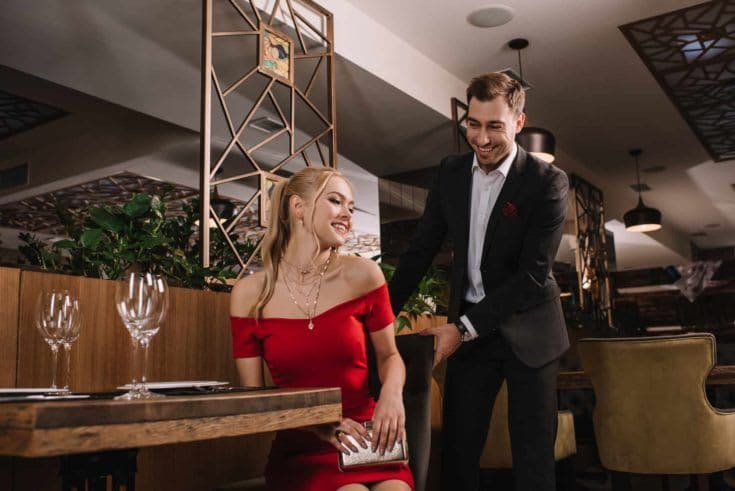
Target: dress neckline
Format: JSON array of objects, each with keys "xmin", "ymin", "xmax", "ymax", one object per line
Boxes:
[{"xmin": 231, "ymin": 283, "xmax": 387, "ymax": 321}]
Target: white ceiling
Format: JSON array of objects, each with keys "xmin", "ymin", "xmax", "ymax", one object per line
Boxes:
[
  {"xmin": 0, "ymin": 0, "xmax": 733, "ymax": 267},
  {"xmin": 344, "ymin": 0, "xmax": 735, "ymax": 249}
]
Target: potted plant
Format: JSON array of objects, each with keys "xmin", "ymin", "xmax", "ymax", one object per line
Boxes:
[
  {"xmin": 375, "ymin": 259, "xmax": 449, "ymax": 333},
  {"xmin": 18, "ymin": 193, "xmax": 255, "ymax": 290}
]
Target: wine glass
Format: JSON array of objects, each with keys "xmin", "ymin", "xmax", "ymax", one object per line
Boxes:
[
  {"xmin": 136, "ymin": 274, "xmax": 168, "ymax": 399},
  {"xmin": 35, "ymin": 290, "xmax": 73, "ymax": 392},
  {"xmin": 59, "ymin": 294, "xmax": 82, "ymax": 394},
  {"xmin": 114, "ymin": 272, "xmax": 168, "ymax": 400}
]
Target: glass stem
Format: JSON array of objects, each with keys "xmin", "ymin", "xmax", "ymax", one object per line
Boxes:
[
  {"xmin": 50, "ymin": 345, "xmax": 58, "ymax": 390},
  {"xmin": 141, "ymin": 337, "xmax": 150, "ymax": 388},
  {"xmin": 130, "ymin": 337, "xmax": 139, "ymax": 390},
  {"xmin": 63, "ymin": 343, "xmax": 71, "ymax": 391}
]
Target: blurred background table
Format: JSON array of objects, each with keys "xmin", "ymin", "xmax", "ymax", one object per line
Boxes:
[{"xmin": 558, "ymin": 365, "xmax": 735, "ymax": 390}]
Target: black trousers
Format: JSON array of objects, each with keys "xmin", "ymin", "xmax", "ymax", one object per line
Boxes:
[{"xmin": 440, "ymin": 331, "xmax": 559, "ymax": 491}]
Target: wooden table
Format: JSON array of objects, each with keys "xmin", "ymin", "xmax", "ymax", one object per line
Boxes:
[
  {"xmin": 0, "ymin": 387, "xmax": 341, "ymax": 489},
  {"xmin": 558, "ymin": 365, "xmax": 735, "ymax": 390}
]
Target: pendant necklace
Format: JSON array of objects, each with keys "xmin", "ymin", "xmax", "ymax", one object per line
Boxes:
[
  {"xmin": 281, "ymin": 250, "xmax": 334, "ymax": 330},
  {"xmin": 281, "ymin": 256, "xmax": 315, "ymax": 282}
]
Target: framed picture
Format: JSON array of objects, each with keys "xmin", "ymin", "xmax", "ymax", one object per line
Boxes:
[
  {"xmin": 259, "ymin": 171, "xmax": 285, "ymax": 227},
  {"xmin": 258, "ymin": 25, "xmax": 294, "ymax": 85}
]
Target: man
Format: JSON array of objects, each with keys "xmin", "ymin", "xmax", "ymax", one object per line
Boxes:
[{"xmin": 388, "ymin": 72, "xmax": 569, "ymax": 491}]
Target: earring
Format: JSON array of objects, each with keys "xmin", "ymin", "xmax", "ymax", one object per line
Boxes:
[{"xmin": 299, "ymin": 218, "xmax": 304, "ymax": 226}]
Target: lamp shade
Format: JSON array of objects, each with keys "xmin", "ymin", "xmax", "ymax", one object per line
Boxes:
[
  {"xmin": 624, "ymin": 197, "xmax": 662, "ymax": 232},
  {"xmin": 516, "ymin": 127, "xmax": 556, "ymax": 163},
  {"xmin": 211, "ymin": 198, "xmax": 234, "ymax": 220},
  {"xmin": 211, "ymin": 185, "xmax": 235, "ymax": 221}
]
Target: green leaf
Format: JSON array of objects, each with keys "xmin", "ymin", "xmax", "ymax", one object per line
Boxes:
[
  {"xmin": 120, "ymin": 251, "xmax": 137, "ymax": 262},
  {"xmin": 123, "ymin": 194, "xmax": 152, "ymax": 218},
  {"xmin": 150, "ymin": 195, "xmax": 165, "ymax": 219},
  {"xmin": 139, "ymin": 235, "xmax": 167, "ymax": 249},
  {"xmin": 394, "ymin": 315, "xmax": 411, "ymax": 333},
  {"xmin": 89, "ymin": 208, "xmax": 125, "ymax": 232},
  {"xmin": 80, "ymin": 229, "xmax": 103, "ymax": 249},
  {"xmin": 52, "ymin": 239, "xmax": 76, "ymax": 250}
]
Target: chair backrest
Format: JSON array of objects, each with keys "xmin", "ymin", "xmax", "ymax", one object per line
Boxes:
[
  {"xmin": 579, "ymin": 333, "xmax": 734, "ymax": 474},
  {"xmin": 368, "ymin": 333, "xmax": 434, "ymax": 491}
]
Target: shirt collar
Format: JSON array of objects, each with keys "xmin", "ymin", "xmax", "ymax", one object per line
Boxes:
[{"xmin": 472, "ymin": 143, "xmax": 517, "ymax": 178}]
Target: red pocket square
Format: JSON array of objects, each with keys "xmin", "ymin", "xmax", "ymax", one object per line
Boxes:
[{"xmin": 502, "ymin": 201, "xmax": 519, "ymax": 217}]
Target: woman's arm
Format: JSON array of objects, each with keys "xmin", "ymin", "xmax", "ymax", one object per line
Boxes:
[
  {"xmin": 370, "ymin": 325, "xmax": 406, "ymax": 454},
  {"xmin": 235, "ymin": 357, "xmax": 264, "ymax": 387},
  {"xmin": 230, "ymin": 275, "xmax": 266, "ymax": 388},
  {"xmin": 345, "ymin": 256, "xmax": 407, "ymax": 454}
]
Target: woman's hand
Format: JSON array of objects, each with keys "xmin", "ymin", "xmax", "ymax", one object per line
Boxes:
[
  {"xmin": 312, "ymin": 418, "xmax": 370, "ymax": 454},
  {"xmin": 371, "ymin": 389, "xmax": 405, "ymax": 454}
]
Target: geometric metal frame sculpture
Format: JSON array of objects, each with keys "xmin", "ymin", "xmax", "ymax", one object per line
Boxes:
[
  {"xmin": 620, "ymin": 0, "xmax": 735, "ymax": 162},
  {"xmin": 201, "ymin": 0, "xmax": 336, "ymax": 273},
  {"xmin": 570, "ymin": 174, "xmax": 613, "ymax": 327}
]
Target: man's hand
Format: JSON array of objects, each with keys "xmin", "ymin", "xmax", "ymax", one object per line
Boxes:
[{"xmin": 420, "ymin": 322, "xmax": 462, "ymax": 367}]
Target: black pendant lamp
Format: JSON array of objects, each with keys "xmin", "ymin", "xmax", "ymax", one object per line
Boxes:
[
  {"xmin": 509, "ymin": 38, "xmax": 556, "ymax": 163},
  {"xmin": 205, "ymin": 166, "xmax": 235, "ymax": 228},
  {"xmin": 211, "ymin": 185, "xmax": 235, "ymax": 223},
  {"xmin": 624, "ymin": 149, "xmax": 662, "ymax": 232}
]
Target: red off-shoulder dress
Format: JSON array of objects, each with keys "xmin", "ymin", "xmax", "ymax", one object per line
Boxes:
[{"xmin": 230, "ymin": 283, "xmax": 414, "ymax": 491}]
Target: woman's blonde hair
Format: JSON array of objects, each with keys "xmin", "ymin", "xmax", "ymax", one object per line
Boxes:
[{"xmin": 251, "ymin": 166, "xmax": 348, "ymax": 318}]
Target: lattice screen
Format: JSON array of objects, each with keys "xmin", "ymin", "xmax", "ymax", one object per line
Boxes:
[
  {"xmin": 620, "ymin": 0, "xmax": 735, "ymax": 162},
  {"xmin": 201, "ymin": 0, "xmax": 336, "ymax": 273},
  {"xmin": 570, "ymin": 174, "xmax": 613, "ymax": 328}
]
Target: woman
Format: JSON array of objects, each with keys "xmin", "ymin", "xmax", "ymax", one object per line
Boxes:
[{"xmin": 230, "ymin": 167, "xmax": 414, "ymax": 491}]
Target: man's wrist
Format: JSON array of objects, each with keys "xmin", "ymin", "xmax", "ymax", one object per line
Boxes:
[{"xmin": 453, "ymin": 319, "xmax": 473, "ymax": 342}]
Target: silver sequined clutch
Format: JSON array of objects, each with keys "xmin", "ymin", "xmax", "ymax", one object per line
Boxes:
[{"xmin": 338, "ymin": 421, "xmax": 409, "ymax": 471}]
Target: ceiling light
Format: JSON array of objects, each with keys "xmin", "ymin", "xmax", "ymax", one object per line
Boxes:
[
  {"xmin": 211, "ymin": 185, "xmax": 235, "ymax": 221},
  {"xmin": 467, "ymin": 5, "xmax": 514, "ymax": 28},
  {"xmin": 210, "ymin": 166, "xmax": 235, "ymax": 224},
  {"xmin": 515, "ymin": 127, "xmax": 555, "ymax": 163},
  {"xmin": 508, "ymin": 38, "xmax": 556, "ymax": 163},
  {"xmin": 499, "ymin": 68, "xmax": 532, "ymax": 90},
  {"xmin": 624, "ymin": 149, "xmax": 662, "ymax": 233}
]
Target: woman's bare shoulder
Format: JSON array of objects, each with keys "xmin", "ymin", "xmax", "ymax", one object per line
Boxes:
[
  {"xmin": 339, "ymin": 255, "xmax": 386, "ymax": 295},
  {"xmin": 230, "ymin": 272, "xmax": 265, "ymax": 317}
]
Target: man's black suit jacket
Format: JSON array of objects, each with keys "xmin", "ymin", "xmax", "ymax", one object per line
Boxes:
[{"xmin": 389, "ymin": 147, "xmax": 569, "ymax": 368}]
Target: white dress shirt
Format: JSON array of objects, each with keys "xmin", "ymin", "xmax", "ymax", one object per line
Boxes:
[{"xmin": 460, "ymin": 143, "xmax": 517, "ymax": 340}]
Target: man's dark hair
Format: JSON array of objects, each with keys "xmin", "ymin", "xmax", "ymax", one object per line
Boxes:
[{"xmin": 466, "ymin": 72, "xmax": 525, "ymax": 116}]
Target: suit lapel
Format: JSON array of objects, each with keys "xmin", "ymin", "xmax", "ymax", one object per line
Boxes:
[{"xmin": 481, "ymin": 147, "xmax": 527, "ymax": 261}]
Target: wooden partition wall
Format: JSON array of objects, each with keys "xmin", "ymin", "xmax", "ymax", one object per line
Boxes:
[
  {"xmin": 0, "ymin": 267, "xmax": 273, "ymax": 490},
  {"xmin": 14, "ymin": 269, "xmax": 238, "ymax": 391},
  {"xmin": 0, "ymin": 268, "xmax": 20, "ymax": 388}
]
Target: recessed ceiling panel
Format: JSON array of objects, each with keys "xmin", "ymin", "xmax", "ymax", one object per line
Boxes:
[
  {"xmin": 620, "ymin": 0, "xmax": 735, "ymax": 162},
  {"xmin": 0, "ymin": 89, "xmax": 67, "ymax": 140}
]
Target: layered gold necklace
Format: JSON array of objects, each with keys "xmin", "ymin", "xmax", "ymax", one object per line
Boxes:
[{"xmin": 280, "ymin": 250, "xmax": 335, "ymax": 330}]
